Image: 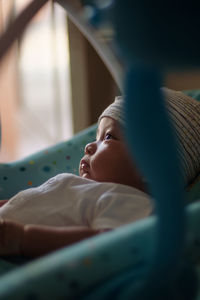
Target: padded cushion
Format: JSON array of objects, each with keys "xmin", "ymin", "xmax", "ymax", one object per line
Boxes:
[{"xmin": 0, "ymin": 124, "xmax": 97, "ymax": 199}]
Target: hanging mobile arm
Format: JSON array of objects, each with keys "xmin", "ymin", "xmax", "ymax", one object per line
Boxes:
[{"xmin": 0, "ymin": 0, "xmax": 50, "ymax": 61}]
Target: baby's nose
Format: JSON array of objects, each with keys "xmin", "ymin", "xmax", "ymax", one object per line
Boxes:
[{"xmin": 85, "ymin": 142, "xmax": 97, "ymax": 155}]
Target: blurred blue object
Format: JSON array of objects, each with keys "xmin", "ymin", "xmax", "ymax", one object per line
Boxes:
[{"xmin": 113, "ymin": 0, "xmax": 200, "ymax": 69}]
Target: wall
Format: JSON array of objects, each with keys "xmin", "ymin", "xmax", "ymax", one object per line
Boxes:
[{"xmin": 67, "ymin": 19, "xmax": 119, "ymax": 134}]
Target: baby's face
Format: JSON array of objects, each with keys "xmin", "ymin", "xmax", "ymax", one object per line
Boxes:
[{"xmin": 79, "ymin": 117, "xmax": 145, "ymax": 191}]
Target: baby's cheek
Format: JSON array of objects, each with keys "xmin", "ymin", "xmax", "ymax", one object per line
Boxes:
[{"xmin": 92, "ymin": 158, "xmax": 111, "ymax": 179}]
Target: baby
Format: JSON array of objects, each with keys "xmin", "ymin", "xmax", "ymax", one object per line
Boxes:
[{"xmin": 0, "ymin": 87, "xmax": 199, "ymax": 258}]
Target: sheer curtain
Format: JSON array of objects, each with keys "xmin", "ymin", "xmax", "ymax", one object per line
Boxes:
[
  {"xmin": 0, "ymin": 1, "xmax": 72, "ymax": 161},
  {"xmin": 0, "ymin": 0, "xmax": 19, "ymax": 162}
]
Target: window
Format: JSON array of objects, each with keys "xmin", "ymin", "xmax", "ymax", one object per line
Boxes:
[{"xmin": 0, "ymin": 1, "xmax": 73, "ymax": 161}]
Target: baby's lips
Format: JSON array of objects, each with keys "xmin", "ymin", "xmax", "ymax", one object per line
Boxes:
[
  {"xmin": 80, "ymin": 159, "xmax": 89, "ymax": 169},
  {"xmin": 79, "ymin": 159, "xmax": 90, "ymax": 176}
]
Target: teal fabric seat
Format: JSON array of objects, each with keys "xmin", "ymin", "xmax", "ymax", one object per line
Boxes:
[
  {"xmin": 0, "ymin": 202, "xmax": 199, "ymax": 300},
  {"xmin": 0, "ymin": 124, "xmax": 97, "ymax": 200}
]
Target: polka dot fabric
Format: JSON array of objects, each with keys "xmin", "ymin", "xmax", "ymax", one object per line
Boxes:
[{"xmin": 0, "ymin": 124, "xmax": 97, "ymax": 199}]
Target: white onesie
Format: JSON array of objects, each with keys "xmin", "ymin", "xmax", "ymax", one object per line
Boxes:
[{"xmin": 0, "ymin": 173, "xmax": 152, "ymax": 229}]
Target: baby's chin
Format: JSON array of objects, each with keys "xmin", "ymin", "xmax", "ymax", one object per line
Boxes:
[
  {"xmin": 79, "ymin": 171, "xmax": 92, "ymax": 180},
  {"xmin": 82, "ymin": 173, "xmax": 91, "ymax": 179}
]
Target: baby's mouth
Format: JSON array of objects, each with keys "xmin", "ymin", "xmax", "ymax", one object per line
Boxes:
[{"xmin": 80, "ymin": 159, "xmax": 90, "ymax": 177}]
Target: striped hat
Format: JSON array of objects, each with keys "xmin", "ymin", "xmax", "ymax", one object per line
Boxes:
[{"xmin": 99, "ymin": 88, "xmax": 200, "ymax": 185}]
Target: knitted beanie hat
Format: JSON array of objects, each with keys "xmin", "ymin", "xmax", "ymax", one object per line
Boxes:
[
  {"xmin": 98, "ymin": 96, "xmax": 125, "ymax": 126},
  {"xmin": 98, "ymin": 88, "xmax": 200, "ymax": 185}
]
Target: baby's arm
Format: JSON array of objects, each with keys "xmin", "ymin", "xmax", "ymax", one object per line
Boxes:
[{"xmin": 0, "ymin": 219, "xmax": 111, "ymax": 257}]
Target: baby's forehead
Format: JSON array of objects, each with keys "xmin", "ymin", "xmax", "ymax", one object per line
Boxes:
[
  {"xmin": 98, "ymin": 117, "xmax": 119, "ymax": 129},
  {"xmin": 96, "ymin": 117, "xmax": 122, "ymax": 137}
]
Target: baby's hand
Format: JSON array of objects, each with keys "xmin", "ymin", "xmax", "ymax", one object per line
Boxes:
[{"xmin": 0, "ymin": 219, "xmax": 24, "ymax": 255}]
